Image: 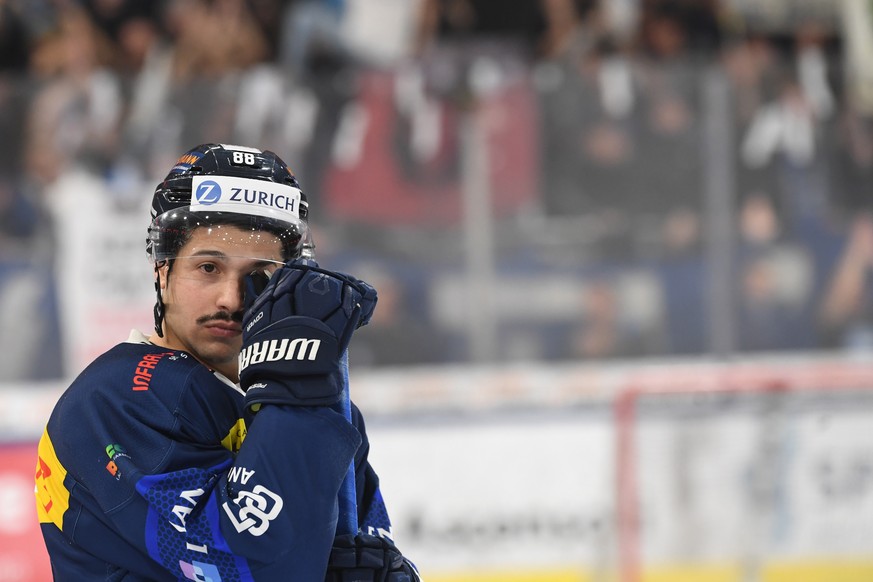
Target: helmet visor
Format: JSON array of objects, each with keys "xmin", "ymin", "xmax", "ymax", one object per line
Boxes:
[{"xmin": 149, "ymin": 209, "xmax": 307, "ymax": 262}]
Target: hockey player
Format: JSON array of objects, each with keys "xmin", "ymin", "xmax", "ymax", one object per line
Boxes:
[{"xmin": 35, "ymin": 143, "xmax": 420, "ymax": 581}]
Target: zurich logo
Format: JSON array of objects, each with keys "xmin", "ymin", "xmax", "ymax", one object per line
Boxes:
[{"xmin": 195, "ymin": 180, "xmax": 222, "ymax": 205}]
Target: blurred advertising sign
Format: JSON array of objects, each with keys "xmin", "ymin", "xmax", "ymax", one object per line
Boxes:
[
  {"xmin": 322, "ymin": 61, "xmax": 538, "ymax": 226},
  {"xmin": 46, "ymin": 171, "xmax": 155, "ymax": 378}
]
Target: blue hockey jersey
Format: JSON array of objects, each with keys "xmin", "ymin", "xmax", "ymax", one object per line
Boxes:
[{"xmin": 35, "ymin": 331, "xmax": 394, "ymax": 581}]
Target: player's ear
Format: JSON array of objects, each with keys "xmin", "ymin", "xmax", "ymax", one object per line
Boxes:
[{"xmin": 154, "ymin": 262, "xmax": 168, "ymax": 291}]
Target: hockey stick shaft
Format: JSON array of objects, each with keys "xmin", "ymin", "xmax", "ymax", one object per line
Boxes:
[
  {"xmin": 335, "ymin": 349, "xmax": 358, "ymax": 535},
  {"xmin": 301, "ymin": 242, "xmax": 357, "ymax": 535}
]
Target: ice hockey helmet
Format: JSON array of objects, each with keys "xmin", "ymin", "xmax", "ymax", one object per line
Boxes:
[{"xmin": 147, "ymin": 143, "xmax": 311, "ymax": 262}]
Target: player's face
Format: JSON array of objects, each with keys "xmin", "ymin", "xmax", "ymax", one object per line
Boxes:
[{"xmin": 154, "ymin": 225, "xmax": 284, "ymax": 381}]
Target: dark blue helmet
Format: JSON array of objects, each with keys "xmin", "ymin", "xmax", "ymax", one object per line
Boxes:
[{"xmin": 147, "ymin": 143, "xmax": 311, "ymax": 262}]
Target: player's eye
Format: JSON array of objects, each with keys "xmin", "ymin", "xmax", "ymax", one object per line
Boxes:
[{"xmin": 198, "ymin": 262, "xmax": 218, "ymax": 274}]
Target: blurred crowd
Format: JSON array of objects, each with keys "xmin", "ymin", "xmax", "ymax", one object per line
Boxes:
[{"xmin": 2, "ymin": 0, "xmax": 873, "ymax": 380}]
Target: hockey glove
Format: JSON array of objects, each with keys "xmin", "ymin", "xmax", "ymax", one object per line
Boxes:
[
  {"xmin": 239, "ymin": 259, "xmax": 377, "ymax": 409},
  {"xmin": 325, "ymin": 533, "xmax": 421, "ymax": 582}
]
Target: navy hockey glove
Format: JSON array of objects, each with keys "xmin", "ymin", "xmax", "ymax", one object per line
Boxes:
[
  {"xmin": 239, "ymin": 259, "xmax": 377, "ymax": 409},
  {"xmin": 325, "ymin": 534, "xmax": 420, "ymax": 582}
]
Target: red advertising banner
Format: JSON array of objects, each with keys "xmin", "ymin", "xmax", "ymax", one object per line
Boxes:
[{"xmin": 322, "ymin": 69, "xmax": 538, "ymax": 226}]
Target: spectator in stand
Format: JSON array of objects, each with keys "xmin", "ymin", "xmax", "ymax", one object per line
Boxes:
[
  {"xmin": 247, "ymin": 0, "xmax": 288, "ymax": 63},
  {"xmin": 164, "ymin": 0, "xmax": 270, "ymax": 80},
  {"xmin": 740, "ymin": 72, "xmax": 825, "ymax": 237},
  {"xmin": 273, "ymin": 0, "xmax": 360, "ymax": 212},
  {"xmin": 569, "ymin": 37, "xmax": 639, "ymax": 246},
  {"xmin": 121, "ymin": 0, "xmax": 276, "ymax": 163},
  {"xmin": 818, "ymin": 213, "xmax": 873, "ymax": 349},
  {"xmin": 793, "ymin": 20, "xmax": 839, "ymax": 122},
  {"xmin": 722, "ymin": 33, "xmax": 783, "ymax": 220},
  {"xmin": 537, "ymin": 0, "xmax": 601, "ymax": 59},
  {"xmin": 537, "ymin": 17, "xmax": 641, "ymax": 257},
  {"xmin": 566, "ymin": 274, "xmax": 666, "ymax": 359},
  {"xmin": 0, "ymin": 58, "xmax": 30, "ymax": 188},
  {"xmin": 640, "ymin": 0, "xmax": 722, "ymax": 55},
  {"xmin": 77, "ymin": 0, "xmax": 161, "ymax": 63},
  {"xmin": 0, "ymin": 1, "xmax": 33, "ymax": 72},
  {"xmin": 737, "ymin": 20, "xmax": 841, "ymax": 242},
  {"xmin": 832, "ymin": 95, "xmax": 873, "ymax": 218},
  {"xmin": 722, "ymin": 33, "xmax": 781, "ymax": 125},
  {"xmin": 571, "ymin": 279, "xmax": 634, "ymax": 359},
  {"xmin": 24, "ymin": 5, "xmax": 122, "ymax": 187},
  {"xmin": 0, "ymin": 178, "xmax": 42, "ymax": 258},
  {"xmin": 635, "ymin": 1, "xmax": 703, "ymax": 256},
  {"xmin": 279, "ymin": 0, "xmax": 350, "ymax": 79},
  {"xmin": 414, "ymin": 0, "xmax": 549, "ymax": 59},
  {"xmin": 734, "ymin": 194, "xmax": 815, "ymax": 352},
  {"xmin": 735, "ymin": 249, "xmax": 814, "ymax": 351}
]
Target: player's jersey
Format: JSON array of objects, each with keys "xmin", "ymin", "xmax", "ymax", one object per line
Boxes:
[{"xmin": 35, "ymin": 331, "xmax": 394, "ymax": 581}]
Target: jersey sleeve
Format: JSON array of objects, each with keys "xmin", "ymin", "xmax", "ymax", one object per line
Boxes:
[{"xmin": 130, "ymin": 404, "xmax": 361, "ymax": 581}]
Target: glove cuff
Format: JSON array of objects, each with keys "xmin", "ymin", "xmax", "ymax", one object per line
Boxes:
[{"xmin": 245, "ymin": 372, "xmax": 343, "ymax": 409}]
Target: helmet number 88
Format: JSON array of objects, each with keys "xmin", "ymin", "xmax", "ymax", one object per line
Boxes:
[{"xmin": 232, "ymin": 151, "xmax": 257, "ymax": 166}]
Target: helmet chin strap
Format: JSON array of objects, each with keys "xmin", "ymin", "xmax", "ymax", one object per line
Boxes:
[{"xmin": 153, "ymin": 261, "xmax": 172, "ymax": 338}]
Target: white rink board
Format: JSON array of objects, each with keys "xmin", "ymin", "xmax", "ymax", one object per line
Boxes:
[
  {"xmin": 636, "ymin": 403, "xmax": 873, "ymax": 564},
  {"xmin": 363, "ymin": 391, "xmax": 873, "ymax": 577},
  {"xmin": 364, "ymin": 412, "xmax": 616, "ymax": 574}
]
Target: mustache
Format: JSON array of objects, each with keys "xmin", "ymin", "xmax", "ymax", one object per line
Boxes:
[{"xmin": 196, "ymin": 311, "xmax": 243, "ymax": 325}]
